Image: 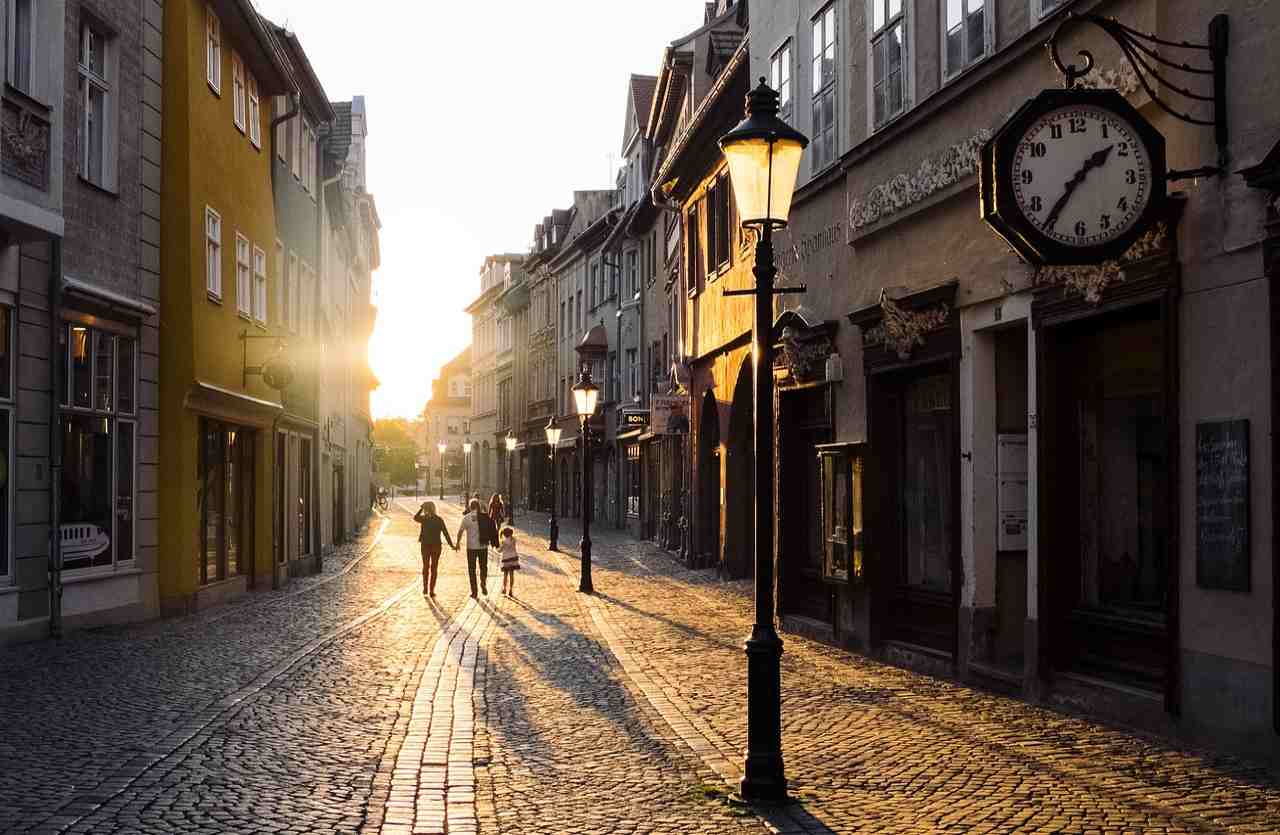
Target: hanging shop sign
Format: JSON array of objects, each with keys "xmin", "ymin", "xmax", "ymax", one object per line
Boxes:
[
  {"xmin": 980, "ymin": 12, "xmax": 1229, "ymax": 267},
  {"xmin": 619, "ymin": 409, "xmax": 649, "ymax": 430},
  {"xmin": 650, "ymin": 396, "xmax": 689, "ymax": 435}
]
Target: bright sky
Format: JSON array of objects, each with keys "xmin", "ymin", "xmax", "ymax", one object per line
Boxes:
[{"xmin": 252, "ymin": 1, "xmax": 710, "ymax": 419}]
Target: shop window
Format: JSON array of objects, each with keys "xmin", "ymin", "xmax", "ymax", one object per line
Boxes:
[
  {"xmin": 59, "ymin": 323, "xmax": 137, "ymax": 572},
  {"xmin": 199, "ymin": 419, "xmax": 254, "ymax": 584},
  {"xmin": 626, "ymin": 444, "xmax": 641, "ymax": 517},
  {"xmin": 818, "ymin": 443, "xmax": 867, "ymax": 584},
  {"xmin": 903, "ymin": 373, "xmax": 953, "ymax": 591}
]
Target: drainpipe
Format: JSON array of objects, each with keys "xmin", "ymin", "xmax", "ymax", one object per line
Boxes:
[
  {"xmin": 315, "ymin": 151, "xmax": 345, "ymax": 568},
  {"xmin": 48, "ymin": 239, "xmax": 63, "ymax": 638}
]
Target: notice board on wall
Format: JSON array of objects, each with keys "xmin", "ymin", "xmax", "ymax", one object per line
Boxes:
[{"xmin": 1195, "ymin": 419, "xmax": 1250, "ymax": 591}]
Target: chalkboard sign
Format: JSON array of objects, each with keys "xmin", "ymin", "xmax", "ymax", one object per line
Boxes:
[{"xmin": 1195, "ymin": 420, "xmax": 1250, "ymax": 591}]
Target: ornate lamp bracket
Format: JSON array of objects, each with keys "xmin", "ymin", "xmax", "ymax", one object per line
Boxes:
[{"xmin": 1048, "ymin": 12, "xmax": 1229, "ymax": 176}]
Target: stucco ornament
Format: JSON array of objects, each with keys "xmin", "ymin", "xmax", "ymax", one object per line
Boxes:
[
  {"xmin": 864, "ymin": 290, "xmax": 951, "ymax": 360},
  {"xmin": 775, "ymin": 325, "xmax": 834, "ymax": 384},
  {"xmin": 1075, "ymin": 62, "xmax": 1142, "ymax": 98},
  {"xmin": 1034, "ymin": 223, "xmax": 1169, "ymax": 303}
]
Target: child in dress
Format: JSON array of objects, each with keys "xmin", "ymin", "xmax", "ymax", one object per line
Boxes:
[{"xmin": 499, "ymin": 527, "xmax": 520, "ymax": 597}]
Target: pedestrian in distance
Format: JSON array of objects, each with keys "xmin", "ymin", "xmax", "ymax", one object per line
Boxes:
[
  {"xmin": 488, "ymin": 493, "xmax": 505, "ymax": 526},
  {"xmin": 413, "ymin": 501, "xmax": 455, "ymax": 598},
  {"xmin": 499, "ymin": 526, "xmax": 520, "ymax": 597},
  {"xmin": 455, "ymin": 499, "xmax": 498, "ymax": 597}
]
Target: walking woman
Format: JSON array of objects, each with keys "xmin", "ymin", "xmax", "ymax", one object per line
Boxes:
[
  {"xmin": 488, "ymin": 492, "xmax": 506, "ymax": 525},
  {"xmin": 455, "ymin": 499, "xmax": 498, "ymax": 597},
  {"xmin": 413, "ymin": 501, "xmax": 455, "ymax": 598}
]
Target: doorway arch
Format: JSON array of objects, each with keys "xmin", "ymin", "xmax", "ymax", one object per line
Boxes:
[
  {"xmin": 723, "ymin": 358, "xmax": 754, "ymax": 579},
  {"xmin": 697, "ymin": 388, "xmax": 721, "ymax": 566}
]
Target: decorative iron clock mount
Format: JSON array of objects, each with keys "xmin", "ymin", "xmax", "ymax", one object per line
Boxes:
[{"xmin": 980, "ymin": 12, "xmax": 1228, "ymax": 266}]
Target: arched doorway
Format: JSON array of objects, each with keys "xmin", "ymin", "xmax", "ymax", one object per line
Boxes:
[
  {"xmin": 697, "ymin": 389, "xmax": 721, "ymax": 567},
  {"xmin": 723, "ymin": 359, "xmax": 753, "ymax": 579}
]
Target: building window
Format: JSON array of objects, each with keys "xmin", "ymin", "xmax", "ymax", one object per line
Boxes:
[
  {"xmin": 59, "ymin": 324, "xmax": 137, "ymax": 573},
  {"xmin": 252, "ymin": 246, "xmax": 267, "ymax": 324},
  {"xmin": 199, "ymin": 419, "xmax": 254, "ymax": 585},
  {"xmin": 206, "ymin": 207, "xmax": 222, "ymax": 299},
  {"xmin": 771, "ymin": 40, "xmax": 793, "ymax": 124},
  {"xmin": 626, "ymin": 348, "xmax": 637, "ymax": 401},
  {"xmin": 687, "ymin": 202, "xmax": 703, "ymax": 294},
  {"xmin": 590, "ymin": 263, "xmax": 599, "ymax": 308},
  {"xmin": 78, "ymin": 18, "xmax": 113, "ymax": 189},
  {"xmin": 811, "ymin": 5, "xmax": 838, "ymax": 169},
  {"xmin": 5, "ymin": 0, "xmax": 34, "ymax": 96},
  {"xmin": 275, "ymin": 97, "xmax": 287, "ymax": 162},
  {"xmin": 708, "ymin": 176, "xmax": 731, "ymax": 271},
  {"xmin": 287, "ymin": 252, "xmax": 299, "ymax": 332},
  {"xmin": 205, "ymin": 5, "xmax": 221, "ymax": 93},
  {"xmin": 304, "ymin": 125, "xmax": 316, "ymax": 193},
  {"xmin": 944, "ymin": 0, "xmax": 988, "ymax": 78},
  {"xmin": 235, "ymin": 234, "xmax": 251, "ymax": 317},
  {"xmin": 0, "ymin": 307, "xmax": 12, "ymax": 581},
  {"xmin": 291, "ymin": 118, "xmax": 302, "ymax": 180},
  {"xmin": 273, "ymin": 241, "xmax": 284, "ymax": 325},
  {"xmin": 247, "ymin": 72, "xmax": 261, "ymax": 147},
  {"xmin": 626, "ymin": 443, "xmax": 641, "ymax": 517},
  {"xmin": 1034, "ymin": 0, "xmax": 1066, "ymax": 20},
  {"xmin": 871, "ymin": 0, "xmax": 907, "ymax": 129},
  {"xmin": 627, "ymin": 250, "xmax": 638, "ymax": 296},
  {"xmin": 231, "ymin": 51, "xmax": 245, "ymax": 131}
]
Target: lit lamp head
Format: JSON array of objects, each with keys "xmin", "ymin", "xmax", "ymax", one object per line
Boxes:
[
  {"xmin": 463, "ymin": 439, "xmax": 472, "ymax": 455},
  {"xmin": 437, "ymin": 441, "xmax": 447, "ymax": 455},
  {"xmin": 719, "ymin": 78, "xmax": 809, "ymax": 230},
  {"xmin": 544, "ymin": 416, "xmax": 562, "ymax": 447},
  {"xmin": 505, "ymin": 434, "xmax": 517, "ymax": 453},
  {"xmin": 572, "ymin": 376, "xmax": 600, "ymax": 422}
]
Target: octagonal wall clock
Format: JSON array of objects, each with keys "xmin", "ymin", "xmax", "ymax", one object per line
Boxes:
[{"xmin": 980, "ymin": 87, "xmax": 1167, "ymax": 266}]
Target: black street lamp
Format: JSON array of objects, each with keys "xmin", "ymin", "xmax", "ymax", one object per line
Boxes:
[
  {"xmin": 571, "ymin": 370, "xmax": 600, "ymax": 595},
  {"xmin": 719, "ymin": 77, "xmax": 808, "ymax": 804},
  {"xmin": 545, "ymin": 416, "xmax": 562, "ymax": 551},
  {"xmin": 505, "ymin": 433, "xmax": 517, "ymax": 524},
  {"xmin": 437, "ymin": 441, "xmax": 447, "ymax": 500},
  {"xmin": 462, "ymin": 438, "xmax": 473, "ymax": 505}
]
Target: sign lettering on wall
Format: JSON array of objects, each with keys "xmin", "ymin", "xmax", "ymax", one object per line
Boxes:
[{"xmin": 1195, "ymin": 419, "xmax": 1250, "ymax": 591}]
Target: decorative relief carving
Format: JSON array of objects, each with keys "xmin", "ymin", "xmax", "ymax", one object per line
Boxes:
[
  {"xmin": 1033, "ymin": 223, "xmax": 1170, "ymax": 303},
  {"xmin": 846, "ymin": 65, "xmax": 1139, "ymax": 237},
  {"xmin": 848, "ymin": 130, "xmax": 992, "ymax": 235},
  {"xmin": 775, "ymin": 325, "xmax": 835, "ymax": 385},
  {"xmin": 862, "ymin": 290, "xmax": 951, "ymax": 360},
  {"xmin": 1, "ymin": 99, "xmax": 49, "ymax": 190}
]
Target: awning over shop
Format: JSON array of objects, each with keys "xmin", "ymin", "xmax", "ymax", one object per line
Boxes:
[{"xmin": 616, "ymin": 428, "xmax": 644, "ymax": 442}]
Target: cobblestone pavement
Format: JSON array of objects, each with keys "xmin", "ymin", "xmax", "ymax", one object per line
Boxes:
[{"xmin": 500, "ymin": 508, "xmax": 1280, "ymax": 835}]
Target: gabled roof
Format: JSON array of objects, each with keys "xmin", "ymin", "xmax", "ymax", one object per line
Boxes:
[
  {"xmin": 625, "ymin": 74, "xmax": 659, "ymax": 153},
  {"xmin": 263, "ymin": 21, "xmax": 336, "ymax": 123},
  {"xmin": 212, "ymin": 0, "xmax": 294, "ymax": 95},
  {"xmin": 321, "ymin": 101, "xmax": 354, "ymax": 164}
]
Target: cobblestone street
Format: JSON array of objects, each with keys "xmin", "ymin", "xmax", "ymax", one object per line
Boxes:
[{"xmin": 1, "ymin": 499, "xmax": 1279, "ymax": 834}]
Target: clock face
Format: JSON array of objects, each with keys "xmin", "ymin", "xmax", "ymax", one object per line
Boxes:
[{"xmin": 1010, "ymin": 104, "xmax": 1153, "ymax": 249}]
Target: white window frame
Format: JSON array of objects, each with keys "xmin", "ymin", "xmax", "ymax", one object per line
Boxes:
[
  {"xmin": 1032, "ymin": 0, "xmax": 1067, "ymax": 21},
  {"xmin": 206, "ymin": 207, "xmax": 222, "ymax": 299},
  {"xmin": 273, "ymin": 240, "xmax": 284, "ymax": 326},
  {"xmin": 77, "ymin": 18, "xmax": 116, "ymax": 190},
  {"xmin": 942, "ymin": 0, "xmax": 993, "ymax": 81},
  {"xmin": 770, "ymin": 39, "xmax": 793, "ymax": 125},
  {"xmin": 275, "ymin": 97, "xmax": 287, "ymax": 162},
  {"xmin": 287, "ymin": 252, "xmax": 300, "ymax": 332},
  {"xmin": 867, "ymin": 0, "xmax": 912, "ymax": 132},
  {"xmin": 811, "ymin": 5, "xmax": 838, "ymax": 172},
  {"xmin": 6, "ymin": 0, "xmax": 35, "ymax": 97},
  {"xmin": 247, "ymin": 72, "xmax": 261, "ymax": 148},
  {"xmin": 205, "ymin": 4, "xmax": 221, "ymax": 94},
  {"xmin": 235, "ymin": 233, "xmax": 251, "ymax": 318},
  {"xmin": 252, "ymin": 246, "xmax": 267, "ymax": 324},
  {"xmin": 291, "ymin": 118, "xmax": 302, "ymax": 180},
  {"xmin": 231, "ymin": 51, "xmax": 245, "ymax": 132}
]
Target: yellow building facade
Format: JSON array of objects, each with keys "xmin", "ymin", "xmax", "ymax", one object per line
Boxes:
[{"xmin": 160, "ymin": 0, "xmax": 296, "ymax": 611}]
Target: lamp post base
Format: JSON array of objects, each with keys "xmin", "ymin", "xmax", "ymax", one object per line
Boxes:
[
  {"xmin": 579, "ymin": 537, "xmax": 594, "ymax": 594},
  {"xmin": 740, "ymin": 626, "xmax": 787, "ymax": 804}
]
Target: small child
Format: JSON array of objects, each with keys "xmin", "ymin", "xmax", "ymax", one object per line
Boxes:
[{"xmin": 499, "ymin": 527, "xmax": 520, "ymax": 597}]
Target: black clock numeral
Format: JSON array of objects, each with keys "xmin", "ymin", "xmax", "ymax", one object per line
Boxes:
[
  {"xmin": 1117, "ymin": 142, "xmax": 1130, "ymax": 157},
  {"xmin": 1049, "ymin": 123, "xmax": 1063, "ymax": 140},
  {"xmin": 1020, "ymin": 170, "xmax": 1034, "ymax": 185},
  {"xmin": 1029, "ymin": 195, "xmax": 1043, "ymax": 212},
  {"xmin": 1125, "ymin": 169, "xmax": 1137, "ymax": 185},
  {"xmin": 1117, "ymin": 196, "xmax": 1129, "ymax": 211},
  {"xmin": 1069, "ymin": 117, "xmax": 1087, "ymax": 134},
  {"xmin": 1101, "ymin": 123, "xmax": 1110, "ymax": 139},
  {"xmin": 1100, "ymin": 213, "xmax": 1112, "ymax": 230},
  {"xmin": 1074, "ymin": 220, "xmax": 1088, "ymax": 237},
  {"xmin": 1028, "ymin": 142, "xmax": 1047, "ymax": 158}
]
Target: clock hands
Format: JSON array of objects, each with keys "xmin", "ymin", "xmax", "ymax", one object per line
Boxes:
[{"xmin": 1040, "ymin": 144, "xmax": 1115, "ymax": 233}]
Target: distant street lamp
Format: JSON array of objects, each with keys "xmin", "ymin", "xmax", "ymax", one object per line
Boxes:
[
  {"xmin": 505, "ymin": 433, "xmax": 518, "ymax": 523},
  {"xmin": 545, "ymin": 416, "xmax": 562, "ymax": 551},
  {"xmin": 571, "ymin": 370, "xmax": 599, "ymax": 595},
  {"xmin": 719, "ymin": 77, "xmax": 808, "ymax": 804},
  {"xmin": 437, "ymin": 441, "xmax": 447, "ymax": 500},
  {"xmin": 463, "ymin": 438, "xmax": 473, "ymax": 504}
]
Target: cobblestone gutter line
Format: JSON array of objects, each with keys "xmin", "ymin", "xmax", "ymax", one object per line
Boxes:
[
  {"xmin": 536, "ymin": 548, "xmax": 834, "ymax": 835},
  {"xmin": 379, "ymin": 598, "xmax": 496, "ymax": 835},
  {"xmin": 30, "ymin": 573, "xmax": 422, "ymax": 835}
]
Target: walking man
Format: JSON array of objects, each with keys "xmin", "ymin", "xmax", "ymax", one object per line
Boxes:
[
  {"xmin": 413, "ymin": 501, "xmax": 455, "ymax": 598},
  {"xmin": 455, "ymin": 499, "xmax": 497, "ymax": 597}
]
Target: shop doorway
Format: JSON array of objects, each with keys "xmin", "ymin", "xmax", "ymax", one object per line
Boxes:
[
  {"xmin": 697, "ymin": 389, "xmax": 721, "ymax": 567},
  {"xmin": 778, "ymin": 386, "xmax": 832, "ymax": 623},
  {"xmin": 723, "ymin": 360, "xmax": 753, "ymax": 580},
  {"xmin": 1039, "ymin": 301, "xmax": 1173, "ymax": 695},
  {"xmin": 332, "ymin": 465, "xmax": 345, "ymax": 545}
]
